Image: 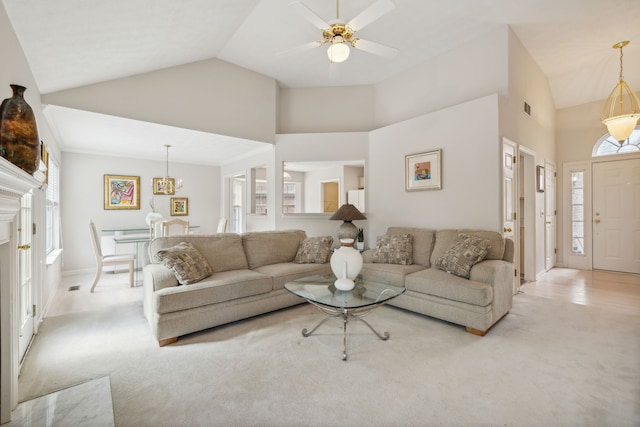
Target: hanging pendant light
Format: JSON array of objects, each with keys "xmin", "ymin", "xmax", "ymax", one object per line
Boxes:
[
  {"xmin": 601, "ymin": 41, "xmax": 640, "ymax": 143},
  {"xmin": 158, "ymin": 144, "xmax": 183, "ymax": 195}
]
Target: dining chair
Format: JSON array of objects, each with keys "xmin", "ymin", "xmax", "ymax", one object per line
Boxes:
[
  {"xmin": 88, "ymin": 220, "xmax": 135, "ymax": 292},
  {"xmin": 216, "ymin": 218, "xmax": 228, "ymax": 233},
  {"xmin": 150, "ymin": 218, "xmax": 164, "ymax": 238},
  {"xmin": 161, "ymin": 218, "xmax": 190, "ymax": 236}
]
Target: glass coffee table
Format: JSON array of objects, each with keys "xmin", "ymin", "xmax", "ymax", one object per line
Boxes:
[{"xmin": 284, "ymin": 274, "xmax": 405, "ymax": 361}]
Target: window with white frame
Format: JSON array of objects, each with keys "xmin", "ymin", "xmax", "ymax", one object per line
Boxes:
[
  {"xmin": 570, "ymin": 171, "xmax": 585, "ymax": 255},
  {"xmin": 229, "ymin": 175, "xmax": 245, "ymax": 233},
  {"xmin": 46, "ymin": 157, "xmax": 60, "ymax": 254},
  {"xmin": 593, "ymin": 127, "xmax": 639, "ymax": 156}
]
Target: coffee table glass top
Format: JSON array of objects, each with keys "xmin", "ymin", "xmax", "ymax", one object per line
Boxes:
[{"xmin": 284, "ymin": 274, "xmax": 405, "ymax": 310}]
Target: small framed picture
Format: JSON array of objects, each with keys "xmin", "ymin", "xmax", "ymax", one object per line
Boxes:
[
  {"xmin": 104, "ymin": 174, "xmax": 140, "ymax": 210},
  {"xmin": 153, "ymin": 177, "xmax": 175, "ymax": 195},
  {"xmin": 405, "ymin": 149, "xmax": 442, "ymax": 191},
  {"xmin": 537, "ymin": 165, "xmax": 545, "ymax": 192},
  {"xmin": 170, "ymin": 197, "xmax": 188, "ymax": 216}
]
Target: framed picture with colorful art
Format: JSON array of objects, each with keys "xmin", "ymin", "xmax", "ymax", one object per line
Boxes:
[
  {"xmin": 153, "ymin": 177, "xmax": 175, "ymax": 195},
  {"xmin": 405, "ymin": 149, "xmax": 442, "ymax": 191},
  {"xmin": 170, "ymin": 197, "xmax": 188, "ymax": 216},
  {"xmin": 104, "ymin": 174, "xmax": 140, "ymax": 210}
]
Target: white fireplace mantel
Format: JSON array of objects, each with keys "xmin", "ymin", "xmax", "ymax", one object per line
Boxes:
[{"xmin": 0, "ymin": 155, "xmax": 44, "ymax": 423}]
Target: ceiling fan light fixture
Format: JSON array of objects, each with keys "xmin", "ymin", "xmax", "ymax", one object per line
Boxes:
[
  {"xmin": 327, "ymin": 36, "xmax": 350, "ymax": 63},
  {"xmin": 601, "ymin": 41, "xmax": 640, "ymax": 143}
]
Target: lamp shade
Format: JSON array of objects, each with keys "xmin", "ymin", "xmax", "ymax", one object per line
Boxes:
[
  {"xmin": 603, "ymin": 114, "xmax": 640, "ymax": 142},
  {"xmin": 329, "ymin": 203, "xmax": 367, "ymax": 221},
  {"xmin": 330, "ymin": 203, "xmax": 366, "ymax": 243},
  {"xmin": 600, "ymin": 41, "xmax": 640, "ymax": 143}
]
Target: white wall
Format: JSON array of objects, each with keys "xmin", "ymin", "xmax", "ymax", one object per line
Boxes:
[
  {"xmin": 42, "ymin": 59, "xmax": 278, "ymax": 144},
  {"xmin": 368, "ymin": 94, "xmax": 502, "ymax": 242},
  {"xmin": 275, "ymin": 132, "xmax": 369, "ymax": 243},
  {"xmin": 278, "ymin": 85, "xmax": 376, "ymax": 133},
  {"xmin": 375, "ymin": 27, "xmax": 509, "ymax": 128},
  {"xmin": 0, "ymin": 3, "xmax": 63, "ymax": 322},
  {"xmin": 61, "ymin": 152, "xmax": 219, "ymax": 272},
  {"xmin": 220, "ymin": 148, "xmax": 276, "ymax": 232}
]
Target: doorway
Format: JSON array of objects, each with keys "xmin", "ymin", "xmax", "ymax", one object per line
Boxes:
[
  {"xmin": 322, "ymin": 181, "xmax": 339, "ymax": 213},
  {"xmin": 519, "ymin": 147, "xmax": 537, "ymax": 283},
  {"xmin": 592, "ymin": 158, "xmax": 640, "ymax": 274}
]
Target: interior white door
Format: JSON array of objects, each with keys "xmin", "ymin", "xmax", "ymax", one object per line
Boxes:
[
  {"xmin": 545, "ymin": 161, "xmax": 557, "ymax": 270},
  {"xmin": 502, "ymin": 140, "xmax": 517, "ymax": 293},
  {"xmin": 592, "ymin": 158, "xmax": 640, "ymax": 274},
  {"xmin": 18, "ymin": 192, "xmax": 33, "ymax": 362}
]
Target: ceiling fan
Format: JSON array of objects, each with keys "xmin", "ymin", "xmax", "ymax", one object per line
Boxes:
[{"xmin": 288, "ymin": 0, "xmax": 398, "ymax": 63}]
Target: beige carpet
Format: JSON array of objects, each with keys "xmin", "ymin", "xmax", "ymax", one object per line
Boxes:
[{"xmin": 19, "ymin": 293, "xmax": 640, "ymax": 427}]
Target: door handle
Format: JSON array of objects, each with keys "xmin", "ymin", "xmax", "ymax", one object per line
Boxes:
[
  {"xmin": 17, "ymin": 244, "xmax": 31, "ymax": 250},
  {"xmin": 546, "ymin": 221, "xmax": 552, "ymax": 224},
  {"xmin": 503, "ymin": 227, "xmax": 512, "ymax": 232},
  {"xmin": 594, "ymin": 219, "xmax": 600, "ymax": 224}
]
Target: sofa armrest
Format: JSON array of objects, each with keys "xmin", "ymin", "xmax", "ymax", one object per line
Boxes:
[
  {"xmin": 362, "ymin": 249, "xmax": 374, "ymax": 263},
  {"xmin": 469, "ymin": 259, "xmax": 513, "ymax": 286},
  {"xmin": 143, "ymin": 263, "xmax": 178, "ymax": 291}
]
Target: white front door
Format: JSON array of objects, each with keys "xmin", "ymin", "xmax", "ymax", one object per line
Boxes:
[
  {"xmin": 545, "ymin": 161, "xmax": 557, "ymax": 271},
  {"xmin": 592, "ymin": 158, "xmax": 640, "ymax": 274},
  {"xmin": 18, "ymin": 192, "xmax": 33, "ymax": 362},
  {"xmin": 502, "ymin": 140, "xmax": 517, "ymax": 293}
]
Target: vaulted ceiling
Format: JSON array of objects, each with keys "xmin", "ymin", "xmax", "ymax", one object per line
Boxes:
[{"xmin": 4, "ymin": 0, "xmax": 640, "ymax": 165}]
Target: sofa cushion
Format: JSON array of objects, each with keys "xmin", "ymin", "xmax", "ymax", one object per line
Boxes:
[
  {"xmin": 253, "ymin": 262, "xmax": 333, "ymax": 290},
  {"xmin": 156, "ymin": 242, "xmax": 214, "ymax": 285},
  {"xmin": 372, "ymin": 234, "xmax": 413, "ymax": 265},
  {"xmin": 431, "ymin": 229, "xmax": 505, "ymax": 265},
  {"xmin": 386, "ymin": 227, "xmax": 436, "ymax": 267},
  {"xmin": 294, "ymin": 236, "xmax": 334, "ymax": 263},
  {"xmin": 405, "ymin": 268, "xmax": 493, "ymax": 306},
  {"xmin": 434, "ymin": 233, "xmax": 491, "ymax": 279},
  {"xmin": 149, "ymin": 234, "xmax": 249, "ymax": 272},
  {"xmin": 154, "ymin": 269, "xmax": 272, "ymax": 314},
  {"xmin": 360, "ymin": 263, "xmax": 426, "ymax": 287},
  {"xmin": 243, "ymin": 230, "xmax": 307, "ymax": 269}
]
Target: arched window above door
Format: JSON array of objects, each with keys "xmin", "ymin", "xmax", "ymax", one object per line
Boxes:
[{"xmin": 593, "ymin": 127, "xmax": 640, "ymax": 157}]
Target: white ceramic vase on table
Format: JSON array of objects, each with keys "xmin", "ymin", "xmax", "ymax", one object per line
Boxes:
[{"xmin": 330, "ymin": 243, "xmax": 363, "ymax": 291}]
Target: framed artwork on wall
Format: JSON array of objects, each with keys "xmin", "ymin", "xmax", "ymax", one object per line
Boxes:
[
  {"xmin": 153, "ymin": 177, "xmax": 175, "ymax": 195},
  {"xmin": 537, "ymin": 165, "xmax": 545, "ymax": 192},
  {"xmin": 405, "ymin": 149, "xmax": 442, "ymax": 191},
  {"xmin": 104, "ymin": 174, "xmax": 140, "ymax": 210},
  {"xmin": 170, "ymin": 197, "xmax": 188, "ymax": 216}
]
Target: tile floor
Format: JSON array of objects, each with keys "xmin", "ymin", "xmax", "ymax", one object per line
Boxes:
[{"xmin": 6, "ymin": 377, "xmax": 114, "ymax": 427}]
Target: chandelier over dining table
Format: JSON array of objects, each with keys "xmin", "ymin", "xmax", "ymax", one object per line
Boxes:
[{"xmin": 157, "ymin": 144, "xmax": 183, "ymax": 195}]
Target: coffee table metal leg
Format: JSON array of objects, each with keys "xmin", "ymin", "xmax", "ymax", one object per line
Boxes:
[
  {"xmin": 302, "ymin": 303, "xmax": 391, "ymax": 360},
  {"xmin": 342, "ymin": 310, "xmax": 348, "ymax": 361},
  {"xmin": 349, "ymin": 314, "xmax": 390, "ymax": 341},
  {"xmin": 301, "ymin": 312, "xmax": 340, "ymax": 337}
]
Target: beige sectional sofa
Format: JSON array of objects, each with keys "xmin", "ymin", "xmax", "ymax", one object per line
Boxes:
[
  {"xmin": 361, "ymin": 227, "xmax": 514, "ymax": 336},
  {"xmin": 143, "ymin": 230, "xmax": 331, "ymax": 346}
]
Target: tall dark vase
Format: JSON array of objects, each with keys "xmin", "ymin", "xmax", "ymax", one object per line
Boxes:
[{"xmin": 0, "ymin": 84, "xmax": 40, "ymax": 174}]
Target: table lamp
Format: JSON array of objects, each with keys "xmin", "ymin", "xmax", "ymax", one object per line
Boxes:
[{"xmin": 329, "ymin": 203, "xmax": 366, "ymax": 245}]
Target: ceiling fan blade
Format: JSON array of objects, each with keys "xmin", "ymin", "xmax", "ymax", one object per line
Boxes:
[
  {"xmin": 348, "ymin": 0, "xmax": 395, "ymax": 31},
  {"xmin": 289, "ymin": 1, "xmax": 329, "ymax": 30},
  {"xmin": 354, "ymin": 38, "xmax": 398, "ymax": 59},
  {"xmin": 277, "ymin": 41, "xmax": 320, "ymax": 57}
]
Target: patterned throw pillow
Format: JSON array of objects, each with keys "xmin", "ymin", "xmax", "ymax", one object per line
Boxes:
[
  {"xmin": 156, "ymin": 242, "xmax": 214, "ymax": 285},
  {"xmin": 371, "ymin": 234, "xmax": 413, "ymax": 265},
  {"xmin": 434, "ymin": 233, "xmax": 491, "ymax": 279},
  {"xmin": 294, "ymin": 236, "xmax": 334, "ymax": 263}
]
